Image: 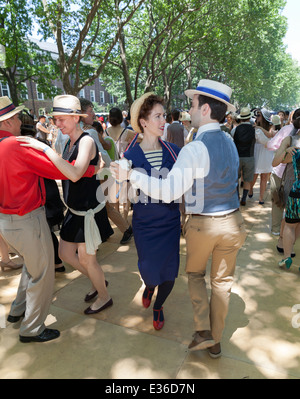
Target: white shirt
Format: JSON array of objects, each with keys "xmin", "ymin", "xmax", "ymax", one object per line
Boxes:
[{"xmin": 129, "ymin": 123, "xmax": 218, "ymax": 205}]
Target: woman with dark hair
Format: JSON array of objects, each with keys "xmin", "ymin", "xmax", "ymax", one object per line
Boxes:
[
  {"xmin": 249, "ymin": 108, "xmax": 273, "ymax": 204},
  {"xmin": 272, "ymin": 110, "xmax": 300, "ymax": 270},
  {"xmin": 106, "ymin": 107, "xmax": 136, "ymax": 157},
  {"xmin": 121, "ymin": 93, "xmax": 181, "ymax": 330}
]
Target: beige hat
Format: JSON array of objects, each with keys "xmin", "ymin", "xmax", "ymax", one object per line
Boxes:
[
  {"xmin": 238, "ymin": 107, "xmax": 253, "ymax": 120},
  {"xmin": 52, "ymin": 95, "xmax": 88, "ymax": 117},
  {"xmin": 179, "ymin": 111, "xmax": 191, "ymax": 122},
  {"xmin": 185, "ymin": 79, "xmax": 236, "ymax": 112},
  {"xmin": 272, "ymin": 114, "xmax": 281, "ymax": 125},
  {"xmin": 0, "ymin": 96, "xmax": 25, "ymax": 122},
  {"xmin": 130, "ymin": 92, "xmax": 155, "ymax": 133}
]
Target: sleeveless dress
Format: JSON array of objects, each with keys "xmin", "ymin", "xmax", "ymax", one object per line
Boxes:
[
  {"xmin": 60, "ymin": 132, "xmax": 113, "ymax": 243},
  {"xmin": 124, "ymin": 139, "xmax": 181, "ymax": 286},
  {"xmin": 285, "ymin": 148, "xmax": 300, "ymax": 224},
  {"xmin": 254, "ymin": 128, "xmax": 274, "ymax": 174}
]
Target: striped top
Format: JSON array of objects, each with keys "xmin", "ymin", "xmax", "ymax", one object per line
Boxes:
[{"xmin": 144, "ymin": 149, "xmax": 163, "ymax": 170}]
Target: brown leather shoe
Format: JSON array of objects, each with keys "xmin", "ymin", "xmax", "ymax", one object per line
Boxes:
[
  {"xmin": 208, "ymin": 342, "xmax": 222, "ymax": 358},
  {"xmin": 188, "ymin": 330, "xmax": 215, "ymax": 351}
]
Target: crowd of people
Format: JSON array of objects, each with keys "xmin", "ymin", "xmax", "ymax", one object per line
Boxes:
[{"xmin": 0, "ymin": 79, "xmax": 299, "ymax": 359}]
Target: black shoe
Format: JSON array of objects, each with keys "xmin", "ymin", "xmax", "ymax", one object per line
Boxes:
[
  {"xmin": 240, "ymin": 199, "xmax": 246, "ymax": 206},
  {"xmin": 55, "ymin": 265, "xmax": 66, "ymax": 273},
  {"xmin": 19, "ymin": 328, "xmax": 60, "ymax": 343},
  {"xmin": 84, "ymin": 298, "xmax": 113, "ymax": 315},
  {"xmin": 120, "ymin": 226, "xmax": 133, "ymax": 245},
  {"xmin": 7, "ymin": 311, "xmax": 25, "ymax": 323},
  {"xmin": 84, "ymin": 280, "xmax": 109, "ymax": 302},
  {"xmin": 276, "ymin": 246, "xmax": 296, "ymax": 258}
]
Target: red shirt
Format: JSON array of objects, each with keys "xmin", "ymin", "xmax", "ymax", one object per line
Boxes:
[{"xmin": 0, "ymin": 130, "xmax": 95, "ymax": 215}]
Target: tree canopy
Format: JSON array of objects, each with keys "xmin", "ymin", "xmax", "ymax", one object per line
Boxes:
[{"xmin": 0, "ymin": 0, "xmax": 299, "ymax": 110}]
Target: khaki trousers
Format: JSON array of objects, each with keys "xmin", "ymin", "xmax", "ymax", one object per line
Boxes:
[
  {"xmin": 270, "ymin": 172, "xmax": 284, "ymax": 234},
  {"xmin": 184, "ymin": 210, "xmax": 247, "ymax": 343},
  {"xmin": 0, "ymin": 207, "xmax": 55, "ymax": 336}
]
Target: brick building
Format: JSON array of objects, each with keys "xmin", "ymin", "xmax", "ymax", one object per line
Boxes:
[{"xmin": 0, "ymin": 39, "xmax": 117, "ymax": 118}]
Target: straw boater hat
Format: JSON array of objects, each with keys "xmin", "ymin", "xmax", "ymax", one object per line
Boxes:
[
  {"xmin": 184, "ymin": 79, "xmax": 236, "ymax": 112},
  {"xmin": 179, "ymin": 111, "xmax": 191, "ymax": 122},
  {"xmin": 0, "ymin": 96, "xmax": 25, "ymax": 122},
  {"xmin": 52, "ymin": 95, "xmax": 88, "ymax": 117},
  {"xmin": 271, "ymin": 114, "xmax": 281, "ymax": 126},
  {"xmin": 238, "ymin": 107, "xmax": 253, "ymax": 120},
  {"xmin": 130, "ymin": 92, "xmax": 155, "ymax": 133}
]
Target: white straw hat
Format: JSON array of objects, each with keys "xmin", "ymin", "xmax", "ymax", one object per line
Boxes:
[
  {"xmin": 179, "ymin": 111, "xmax": 191, "ymax": 122},
  {"xmin": 261, "ymin": 108, "xmax": 272, "ymax": 123},
  {"xmin": 0, "ymin": 96, "xmax": 25, "ymax": 122},
  {"xmin": 271, "ymin": 114, "xmax": 281, "ymax": 125},
  {"xmin": 52, "ymin": 95, "xmax": 88, "ymax": 117},
  {"xmin": 239, "ymin": 107, "xmax": 253, "ymax": 120},
  {"xmin": 185, "ymin": 79, "xmax": 236, "ymax": 112}
]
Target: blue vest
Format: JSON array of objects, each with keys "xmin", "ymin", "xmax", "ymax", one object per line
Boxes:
[{"xmin": 185, "ymin": 129, "xmax": 240, "ymax": 214}]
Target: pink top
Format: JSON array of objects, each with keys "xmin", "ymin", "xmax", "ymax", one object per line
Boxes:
[{"xmin": 267, "ymin": 125, "xmax": 294, "ymax": 178}]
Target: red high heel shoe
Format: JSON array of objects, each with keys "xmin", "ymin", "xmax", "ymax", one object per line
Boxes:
[
  {"xmin": 153, "ymin": 307, "xmax": 164, "ymax": 330},
  {"xmin": 142, "ymin": 287, "xmax": 154, "ymax": 308}
]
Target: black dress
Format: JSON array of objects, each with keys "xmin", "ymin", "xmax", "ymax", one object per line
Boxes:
[{"xmin": 60, "ymin": 132, "xmax": 113, "ymax": 243}]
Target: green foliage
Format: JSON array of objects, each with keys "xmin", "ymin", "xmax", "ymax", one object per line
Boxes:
[
  {"xmin": 0, "ymin": 0, "xmax": 60, "ymax": 104},
  {"xmin": 1, "ymin": 0, "xmax": 299, "ymax": 110}
]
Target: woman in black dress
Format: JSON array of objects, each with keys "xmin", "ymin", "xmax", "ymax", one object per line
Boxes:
[{"xmin": 18, "ymin": 95, "xmax": 113, "ymax": 314}]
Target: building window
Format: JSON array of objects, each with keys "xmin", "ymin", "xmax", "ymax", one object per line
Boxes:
[
  {"xmin": 110, "ymin": 94, "xmax": 114, "ymax": 104},
  {"xmin": 1, "ymin": 82, "xmax": 10, "ymax": 97},
  {"xmin": 79, "ymin": 89, "xmax": 85, "ymax": 98},
  {"xmin": 90, "ymin": 90, "xmax": 95, "ymax": 102},
  {"xmin": 100, "ymin": 91, "xmax": 105, "ymax": 103},
  {"xmin": 21, "ymin": 83, "xmax": 28, "ymax": 100},
  {"xmin": 36, "ymin": 85, "xmax": 44, "ymax": 100}
]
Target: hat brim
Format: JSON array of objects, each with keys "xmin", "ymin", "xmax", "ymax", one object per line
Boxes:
[
  {"xmin": 239, "ymin": 113, "xmax": 254, "ymax": 120},
  {"xmin": 130, "ymin": 92, "xmax": 155, "ymax": 133},
  {"xmin": 0, "ymin": 104, "xmax": 25, "ymax": 122},
  {"xmin": 52, "ymin": 112, "xmax": 88, "ymax": 118},
  {"xmin": 184, "ymin": 89, "xmax": 236, "ymax": 112}
]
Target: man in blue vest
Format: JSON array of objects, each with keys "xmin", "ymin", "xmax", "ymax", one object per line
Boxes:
[{"xmin": 110, "ymin": 79, "xmax": 247, "ymax": 358}]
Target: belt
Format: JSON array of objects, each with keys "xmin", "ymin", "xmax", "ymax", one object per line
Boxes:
[{"xmin": 190, "ymin": 209, "xmax": 239, "ymax": 218}]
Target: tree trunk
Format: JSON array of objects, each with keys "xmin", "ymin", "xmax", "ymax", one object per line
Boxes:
[
  {"xmin": 118, "ymin": 30, "xmax": 133, "ymax": 107},
  {"xmin": 6, "ymin": 69, "xmax": 19, "ymax": 105},
  {"xmin": 163, "ymin": 71, "xmax": 171, "ymax": 111}
]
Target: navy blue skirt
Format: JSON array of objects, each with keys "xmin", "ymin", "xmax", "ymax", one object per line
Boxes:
[{"xmin": 132, "ymin": 202, "xmax": 180, "ymax": 286}]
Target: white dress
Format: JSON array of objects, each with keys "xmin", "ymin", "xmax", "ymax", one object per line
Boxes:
[{"xmin": 254, "ymin": 128, "xmax": 274, "ymax": 174}]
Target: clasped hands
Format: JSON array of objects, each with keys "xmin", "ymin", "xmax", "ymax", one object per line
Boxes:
[{"xmin": 110, "ymin": 159, "xmax": 132, "ymax": 183}]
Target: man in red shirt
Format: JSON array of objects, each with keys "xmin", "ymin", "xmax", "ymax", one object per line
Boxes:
[{"xmin": 0, "ymin": 96, "xmax": 96, "ymax": 343}]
